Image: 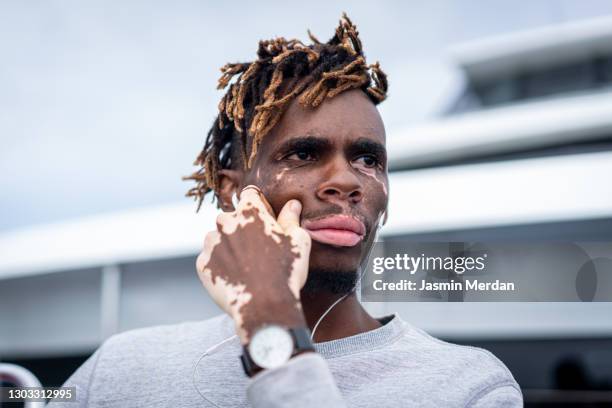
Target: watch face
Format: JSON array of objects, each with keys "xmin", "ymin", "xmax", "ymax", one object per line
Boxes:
[{"xmin": 248, "ymin": 325, "xmax": 294, "ymax": 369}]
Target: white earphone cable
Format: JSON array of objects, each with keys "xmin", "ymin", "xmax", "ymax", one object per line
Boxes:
[{"xmin": 192, "ymin": 333, "xmax": 238, "ymax": 407}]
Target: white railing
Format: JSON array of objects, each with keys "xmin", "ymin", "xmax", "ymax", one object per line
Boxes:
[{"xmin": 0, "ymin": 363, "xmax": 44, "ymax": 408}]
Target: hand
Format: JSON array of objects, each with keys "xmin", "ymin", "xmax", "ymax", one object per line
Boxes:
[{"xmin": 196, "ymin": 186, "xmax": 312, "ymax": 343}]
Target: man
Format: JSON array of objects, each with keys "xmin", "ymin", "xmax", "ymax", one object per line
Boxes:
[{"xmin": 50, "ymin": 14, "xmax": 522, "ymax": 407}]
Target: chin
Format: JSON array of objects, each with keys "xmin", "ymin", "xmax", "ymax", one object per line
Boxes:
[{"xmin": 308, "ymin": 241, "xmax": 363, "ymax": 274}]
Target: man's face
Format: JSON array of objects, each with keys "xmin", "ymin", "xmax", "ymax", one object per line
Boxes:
[{"xmin": 242, "ymin": 89, "xmax": 388, "ymax": 280}]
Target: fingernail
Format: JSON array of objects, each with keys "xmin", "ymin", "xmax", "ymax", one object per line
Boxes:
[{"xmin": 291, "ymin": 200, "xmax": 301, "ymax": 212}]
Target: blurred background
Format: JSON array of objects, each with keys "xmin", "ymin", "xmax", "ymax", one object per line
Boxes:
[{"xmin": 2, "ymin": 1, "xmax": 612, "ymax": 406}]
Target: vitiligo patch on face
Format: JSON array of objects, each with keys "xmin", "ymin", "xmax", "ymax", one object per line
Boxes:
[
  {"xmin": 359, "ymin": 169, "xmax": 388, "ymax": 197},
  {"xmin": 275, "ymin": 167, "xmax": 290, "ymax": 181}
]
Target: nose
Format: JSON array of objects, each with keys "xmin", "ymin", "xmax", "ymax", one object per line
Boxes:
[{"xmin": 316, "ymin": 157, "xmax": 363, "ymax": 204}]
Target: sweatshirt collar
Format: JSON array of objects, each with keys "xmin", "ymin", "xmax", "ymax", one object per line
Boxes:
[{"xmin": 313, "ymin": 314, "xmax": 405, "ymax": 358}]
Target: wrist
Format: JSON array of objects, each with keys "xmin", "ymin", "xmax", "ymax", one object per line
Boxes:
[{"xmin": 232, "ymin": 290, "xmax": 306, "ymax": 344}]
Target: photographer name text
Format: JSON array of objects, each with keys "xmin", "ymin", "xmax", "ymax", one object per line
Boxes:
[{"xmin": 372, "ymin": 279, "xmax": 515, "ymax": 292}]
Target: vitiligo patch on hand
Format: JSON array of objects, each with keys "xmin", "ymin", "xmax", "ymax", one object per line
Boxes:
[{"xmin": 200, "ymin": 197, "xmax": 306, "ymax": 342}]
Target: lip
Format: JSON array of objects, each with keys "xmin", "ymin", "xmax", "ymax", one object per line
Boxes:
[{"xmin": 302, "ymin": 214, "xmax": 366, "ymax": 247}]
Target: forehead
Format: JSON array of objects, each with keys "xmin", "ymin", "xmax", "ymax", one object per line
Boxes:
[{"xmin": 261, "ymin": 89, "xmax": 386, "ymax": 148}]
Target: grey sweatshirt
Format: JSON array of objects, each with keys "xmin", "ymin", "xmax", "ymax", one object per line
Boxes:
[{"xmin": 47, "ymin": 313, "xmax": 523, "ymax": 407}]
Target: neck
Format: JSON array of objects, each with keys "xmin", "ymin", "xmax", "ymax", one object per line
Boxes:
[{"xmin": 300, "ymin": 290, "xmax": 381, "ymax": 342}]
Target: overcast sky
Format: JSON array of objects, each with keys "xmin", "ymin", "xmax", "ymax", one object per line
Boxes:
[{"xmin": 2, "ymin": 0, "xmax": 612, "ymax": 232}]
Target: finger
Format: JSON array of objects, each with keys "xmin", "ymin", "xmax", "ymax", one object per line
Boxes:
[
  {"xmin": 237, "ymin": 185, "xmax": 276, "ymax": 218},
  {"xmin": 287, "ymin": 227, "xmax": 311, "ymax": 298},
  {"xmin": 278, "ymin": 199, "xmax": 310, "ymax": 298},
  {"xmin": 277, "ymin": 199, "xmax": 302, "ymax": 232}
]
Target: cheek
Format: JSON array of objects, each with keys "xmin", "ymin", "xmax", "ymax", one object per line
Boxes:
[
  {"xmin": 256, "ymin": 171, "xmax": 307, "ymax": 214},
  {"xmin": 360, "ymin": 170, "xmax": 388, "ymax": 198}
]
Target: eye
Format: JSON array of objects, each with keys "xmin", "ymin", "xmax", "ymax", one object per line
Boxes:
[
  {"xmin": 353, "ymin": 154, "xmax": 380, "ymax": 168},
  {"xmin": 285, "ymin": 150, "xmax": 316, "ymax": 161}
]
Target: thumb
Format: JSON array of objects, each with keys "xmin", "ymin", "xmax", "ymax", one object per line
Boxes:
[{"xmin": 277, "ymin": 199, "xmax": 302, "ymax": 232}]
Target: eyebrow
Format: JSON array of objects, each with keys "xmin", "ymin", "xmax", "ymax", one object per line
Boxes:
[
  {"xmin": 347, "ymin": 138, "xmax": 387, "ymax": 160},
  {"xmin": 276, "ymin": 136, "xmax": 332, "ymax": 154},
  {"xmin": 275, "ymin": 135, "xmax": 387, "ymax": 161}
]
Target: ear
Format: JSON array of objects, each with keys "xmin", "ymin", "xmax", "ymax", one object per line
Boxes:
[{"xmin": 217, "ymin": 169, "xmax": 242, "ymax": 212}]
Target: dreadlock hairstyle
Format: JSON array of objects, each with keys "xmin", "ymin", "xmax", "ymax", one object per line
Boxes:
[{"xmin": 183, "ymin": 13, "xmax": 388, "ymax": 211}]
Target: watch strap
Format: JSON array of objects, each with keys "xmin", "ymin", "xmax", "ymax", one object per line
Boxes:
[{"xmin": 292, "ymin": 326, "xmax": 315, "ymax": 354}]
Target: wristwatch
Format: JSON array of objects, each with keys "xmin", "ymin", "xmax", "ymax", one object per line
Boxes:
[{"xmin": 240, "ymin": 325, "xmax": 315, "ymax": 377}]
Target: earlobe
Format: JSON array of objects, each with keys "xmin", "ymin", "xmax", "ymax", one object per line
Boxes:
[{"xmin": 218, "ymin": 169, "xmax": 242, "ymax": 211}]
